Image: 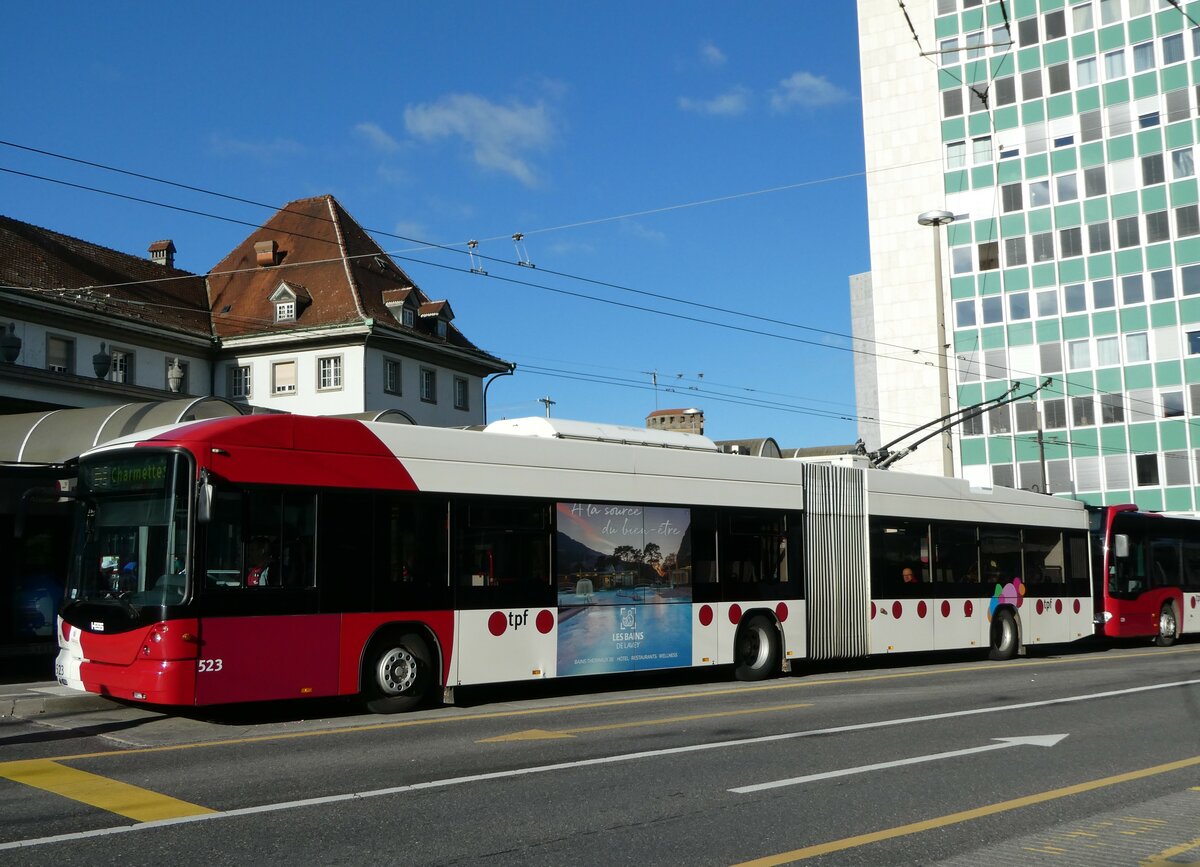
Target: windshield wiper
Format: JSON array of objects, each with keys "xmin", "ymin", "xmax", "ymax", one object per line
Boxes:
[{"xmin": 102, "ymin": 591, "xmax": 141, "ymax": 619}]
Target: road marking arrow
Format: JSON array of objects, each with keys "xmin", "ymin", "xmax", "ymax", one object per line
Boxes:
[{"xmin": 729, "ymin": 734, "xmax": 1069, "ymax": 794}]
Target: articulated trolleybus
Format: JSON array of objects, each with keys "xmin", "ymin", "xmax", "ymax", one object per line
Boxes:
[{"xmin": 57, "ymin": 414, "xmax": 1096, "ymax": 713}]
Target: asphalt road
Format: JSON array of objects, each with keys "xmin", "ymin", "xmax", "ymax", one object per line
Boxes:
[{"xmin": 2, "ymin": 640, "xmax": 1199, "ymax": 865}]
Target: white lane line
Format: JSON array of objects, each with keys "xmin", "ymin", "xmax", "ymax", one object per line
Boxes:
[
  {"xmin": 730, "ymin": 734, "xmax": 1070, "ymax": 793},
  {"xmin": 3, "ymin": 678, "xmax": 1198, "ymax": 850}
]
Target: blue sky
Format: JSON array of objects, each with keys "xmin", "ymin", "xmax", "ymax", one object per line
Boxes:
[{"xmin": 2, "ymin": 3, "xmax": 867, "ymax": 446}]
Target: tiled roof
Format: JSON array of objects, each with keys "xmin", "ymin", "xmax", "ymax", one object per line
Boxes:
[
  {"xmin": 0, "ymin": 215, "xmax": 212, "ymax": 336},
  {"xmin": 206, "ymin": 195, "xmax": 496, "ymax": 358}
]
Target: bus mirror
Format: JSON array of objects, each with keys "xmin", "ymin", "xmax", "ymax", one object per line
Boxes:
[
  {"xmin": 197, "ymin": 481, "xmax": 214, "ymax": 524},
  {"xmin": 1114, "ymin": 534, "xmax": 1129, "ymax": 558}
]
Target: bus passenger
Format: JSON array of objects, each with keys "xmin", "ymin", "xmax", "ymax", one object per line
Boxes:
[
  {"xmin": 902, "ymin": 567, "xmax": 919, "ymax": 584},
  {"xmin": 246, "ymin": 538, "xmax": 276, "ymax": 587}
]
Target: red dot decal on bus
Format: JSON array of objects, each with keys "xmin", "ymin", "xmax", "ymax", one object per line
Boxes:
[
  {"xmin": 870, "ymin": 602, "xmax": 877, "ymax": 619},
  {"xmin": 728, "ymin": 604, "xmax": 743, "ymax": 625},
  {"xmin": 1055, "ymin": 599, "xmax": 1063, "ymax": 615},
  {"xmin": 891, "ymin": 601, "xmax": 903, "ymax": 619},
  {"xmin": 487, "ymin": 611, "xmax": 507, "ymax": 636},
  {"xmin": 918, "ymin": 601, "xmax": 928, "ymax": 619},
  {"xmin": 1074, "ymin": 599, "xmax": 1081, "ymax": 614},
  {"xmin": 699, "ymin": 605, "xmax": 714, "ymax": 626},
  {"xmin": 964, "ymin": 600, "xmax": 973, "ymax": 617},
  {"xmin": 536, "ymin": 610, "xmax": 554, "ymax": 634},
  {"xmin": 941, "ymin": 600, "xmax": 951, "ymax": 618},
  {"xmin": 1193, "ymin": 596, "xmax": 1198, "ymax": 609},
  {"xmin": 776, "ymin": 602, "xmax": 789, "ymax": 622},
  {"xmin": 1036, "ymin": 600, "xmax": 1044, "ymax": 615}
]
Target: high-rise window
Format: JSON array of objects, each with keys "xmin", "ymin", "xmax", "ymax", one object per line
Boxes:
[
  {"xmin": 1172, "ymin": 148, "xmax": 1194, "ymax": 178},
  {"xmin": 1029, "ymin": 180, "xmax": 1051, "ymax": 207},
  {"xmin": 1032, "ymin": 232, "xmax": 1055, "ymax": 262},
  {"xmin": 1099, "ymin": 0, "xmax": 1122, "ymax": 26},
  {"xmin": 1018, "ymin": 17, "xmax": 1039, "ymax": 46},
  {"xmin": 1005, "ymin": 237, "xmax": 1027, "ymax": 266},
  {"xmin": 1045, "ymin": 10, "xmax": 1066, "ymax": 40},
  {"xmin": 1021, "ymin": 70, "xmax": 1043, "ymax": 100},
  {"xmin": 1088, "ymin": 221, "xmax": 1112, "ymax": 252},
  {"xmin": 943, "ymin": 89, "xmax": 964, "ymax": 117},
  {"xmin": 994, "ymin": 77, "xmax": 1016, "ymax": 105},
  {"xmin": 1101, "ymin": 393, "xmax": 1125, "ymax": 424},
  {"xmin": 1146, "ymin": 211, "xmax": 1170, "ymax": 243},
  {"xmin": 1133, "ymin": 41, "xmax": 1155, "ymax": 72},
  {"xmin": 1048, "ymin": 63, "xmax": 1070, "ymax": 93},
  {"xmin": 1073, "ymin": 3, "xmax": 1094, "ymax": 33},
  {"xmin": 1116, "ymin": 217, "xmax": 1141, "ymax": 248},
  {"xmin": 1177, "ymin": 205, "xmax": 1200, "ymax": 237},
  {"xmin": 1056, "ymin": 173, "xmax": 1078, "ymax": 201},
  {"xmin": 1084, "ymin": 166, "xmax": 1107, "ymax": 197},
  {"xmin": 972, "ymin": 136, "xmax": 991, "ymax": 164},
  {"xmin": 1152, "ymin": 270, "xmax": 1175, "ymax": 300},
  {"xmin": 1072, "ymin": 397, "xmax": 1095, "ymax": 426},
  {"xmin": 1076, "ymin": 57, "xmax": 1098, "ymax": 86},
  {"xmin": 955, "ymin": 300, "xmax": 977, "ymax": 327},
  {"xmin": 1008, "ymin": 292, "xmax": 1030, "ymax": 320},
  {"xmin": 1104, "ymin": 49, "xmax": 1126, "ymax": 80},
  {"xmin": 1141, "ymin": 154, "xmax": 1165, "ymax": 185},
  {"xmin": 1059, "ymin": 227, "xmax": 1083, "ymax": 257},
  {"xmin": 1164, "ymin": 33, "xmax": 1185, "ymax": 65},
  {"xmin": 946, "ymin": 141, "xmax": 966, "ymax": 169},
  {"xmin": 1092, "ymin": 279, "xmax": 1116, "ymax": 309},
  {"xmin": 1002, "ymin": 183, "xmax": 1023, "ymax": 212},
  {"xmin": 940, "ymin": 38, "xmax": 960, "ymax": 66},
  {"xmin": 1081, "ymin": 110, "xmax": 1103, "ymax": 142},
  {"xmin": 1125, "ymin": 332, "xmax": 1150, "ymax": 362}
]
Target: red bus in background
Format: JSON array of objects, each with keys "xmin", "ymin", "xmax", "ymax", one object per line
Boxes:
[{"xmin": 1090, "ymin": 504, "xmax": 1200, "ymax": 645}]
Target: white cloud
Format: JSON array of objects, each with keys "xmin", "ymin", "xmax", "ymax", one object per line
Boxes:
[
  {"xmin": 620, "ymin": 221, "xmax": 666, "ymax": 244},
  {"xmin": 678, "ymin": 87, "xmax": 750, "ymax": 117},
  {"xmin": 208, "ymin": 133, "xmax": 304, "ymax": 160},
  {"xmin": 699, "ymin": 41, "xmax": 726, "ymax": 66},
  {"xmin": 770, "ymin": 71, "xmax": 848, "ymax": 112},
  {"xmin": 354, "ymin": 121, "xmax": 400, "ymax": 153},
  {"xmin": 393, "ymin": 220, "xmax": 426, "ymax": 241},
  {"xmin": 404, "ymin": 93, "xmax": 554, "ymax": 187}
]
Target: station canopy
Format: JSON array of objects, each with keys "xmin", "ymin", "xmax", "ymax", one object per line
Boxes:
[{"xmin": 0, "ymin": 397, "xmax": 246, "ymax": 464}]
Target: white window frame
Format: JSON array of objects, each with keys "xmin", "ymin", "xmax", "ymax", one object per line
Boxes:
[
  {"xmin": 317, "ymin": 355, "xmax": 343, "ymax": 391},
  {"xmin": 420, "ymin": 367, "xmax": 437, "ymax": 403},
  {"xmin": 46, "ymin": 335, "xmax": 74, "ymax": 374},
  {"xmin": 109, "ymin": 348, "xmax": 133, "ymax": 384},
  {"xmin": 230, "ymin": 364, "xmax": 252, "ymax": 399},
  {"xmin": 453, "ymin": 376, "xmax": 469, "ymax": 411},
  {"xmin": 275, "ymin": 300, "xmax": 296, "ymax": 322},
  {"xmin": 272, "ymin": 359, "xmax": 298, "ymax": 395},
  {"xmin": 384, "ymin": 358, "xmax": 402, "ymax": 395}
]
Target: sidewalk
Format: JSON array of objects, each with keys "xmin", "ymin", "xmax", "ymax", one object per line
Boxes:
[{"xmin": 0, "ymin": 679, "xmax": 116, "ymax": 718}]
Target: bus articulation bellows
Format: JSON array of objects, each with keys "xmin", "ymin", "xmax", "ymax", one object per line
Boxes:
[{"xmin": 53, "ymin": 414, "xmax": 1138, "ymax": 712}]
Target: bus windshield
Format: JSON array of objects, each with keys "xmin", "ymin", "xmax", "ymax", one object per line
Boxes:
[{"xmin": 66, "ymin": 451, "xmax": 193, "ymax": 610}]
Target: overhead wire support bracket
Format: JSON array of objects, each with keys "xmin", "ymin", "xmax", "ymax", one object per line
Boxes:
[{"xmin": 512, "ymin": 232, "xmax": 535, "ymax": 268}]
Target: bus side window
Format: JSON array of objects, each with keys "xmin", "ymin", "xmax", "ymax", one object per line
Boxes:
[
  {"xmin": 203, "ymin": 490, "xmax": 245, "ymax": 589},
  {"xmin": 932, "ymin": 523, "xmax": 978, "ymax": 583},
  {"xmin": 1112, "ymin": 533, "xmax": 1146, "ymax": 594},
  {"xmin": 1183, "ymin": 541, "xmax": 1200, "ymax": 591},
  {"xmin": 1150, "ymin": 538, "xmax": 1181, "ymax": 589},
  {"xmin": 1022, "ymin": 528, "xmax": 1065, "ymax": 587}
]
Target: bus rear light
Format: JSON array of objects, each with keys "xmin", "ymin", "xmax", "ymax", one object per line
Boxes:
[
  {"xmin": 180, "ymin": 633, "xmax": 197, "ymax": 643},
  {"xmin": 300, "ymin": 687, "xmax": 313, "ymax": 695},
  {"xmin": 61, "ymin": 621, "xmax": 72, "ymax": 642},
  {"xmin": 532, "ymin": 669, "xmax": 542, "ymax": 676}
]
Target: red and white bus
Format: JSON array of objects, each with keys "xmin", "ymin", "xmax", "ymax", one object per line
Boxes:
[
  {"xmin": 55, "ymin": 413, "xmax": 1096, "ymax": 712},
  {"xmin": 1090, "ymin": 504, "xmax": 1200, "ymax": 646}
]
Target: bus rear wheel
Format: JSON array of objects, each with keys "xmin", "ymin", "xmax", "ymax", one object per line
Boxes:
[
  {"xmin": 734, "ymin": 615, "xmax": 780, "ymax": 681},
  {"xmin": 1155, "ymin": 603, "xmax": 1179, "ymax": 647},
  {"xmin": 989, "ymin": 609, "xmax": 1018, "ymax": 661},
  {"xmin": 363, "ymin": 632, "xmax": 434, "ymax": 713}
]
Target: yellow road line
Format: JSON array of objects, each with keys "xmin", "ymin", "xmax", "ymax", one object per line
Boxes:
[
  {"xmin": 478, "ymin": 702, "xmax": 813, "ymax": 742},
  {"xmin": 0, "ymin": 759, "xmax": 214, "ymax": 822},
  {"xmin": 733, "ymin": 754, "xmax": 1200, "ymax": 866},
  {"xmin": 39, "ymin": 644, "xmax": 1200, "ymax": 764}
]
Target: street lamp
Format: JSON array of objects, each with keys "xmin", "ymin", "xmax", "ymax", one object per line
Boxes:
[
  {"xmin": 681, "ymin": 407, "xmax": 702, "ymax": 434},
  {"xmin": 917, "ymin": 209, "xmax": 956, "ymax": 478}
]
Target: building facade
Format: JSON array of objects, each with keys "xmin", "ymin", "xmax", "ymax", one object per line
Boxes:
[{"xmin": 858, "ymin": 0, "xmax": 1200, "ymax": 510}]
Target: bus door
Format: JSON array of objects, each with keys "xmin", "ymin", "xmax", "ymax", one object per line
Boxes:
[{"xmin": 196, "ymin": 488, "xmax": 333, "ymax": 703}]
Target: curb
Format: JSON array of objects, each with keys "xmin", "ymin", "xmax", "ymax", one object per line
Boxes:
[{"xmin": 2, "ymin": 686, "xmax": 118, "ymax": 719}]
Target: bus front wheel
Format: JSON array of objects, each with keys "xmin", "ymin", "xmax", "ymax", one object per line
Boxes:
[
  {"xmin": 1155, "ymin": 603, "xmax": 1179, "ymax": 647},
  {"xmin": 363, "ymin": 632, "xmax": 433, "ymax": 713},
  {"xmin": 734, "ymin": 615, "xmax": 780, "ymax": 681},
  {"xmin": 989, "ymin": 609, "xmax": 1018, "ymax": 661}
]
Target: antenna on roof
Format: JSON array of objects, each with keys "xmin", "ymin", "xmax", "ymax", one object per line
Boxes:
[
  {"xmin": 512, "ymin": 232, "xmax": 535, "ymax": 268},
  {"xmin": 467, "ymin": 240, "xmax": 487, "ymax": 275},
  {"xmin": 539, "ymin": 395, "xmax": 556, "ymax": 418}
]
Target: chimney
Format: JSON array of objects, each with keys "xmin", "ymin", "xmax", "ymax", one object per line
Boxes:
[
  {"xmin": 255, "ymin": 239, "xmax": 278, "ymax": 267},
  {"xmin": 148, "ymin": 239, "xmax": 176, "ymax": 268}
]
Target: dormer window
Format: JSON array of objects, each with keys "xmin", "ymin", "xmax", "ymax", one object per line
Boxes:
[
  {"xmin": 268, "ymin": 281, "xmax": 309, "ymax": 324},
  {"xmin": 436, "ymin": 319, "xmax": 447, "ymax": 338},
  {"xmin": 403, "ymin": 307, "xmax": 415, "ymax": 327},
  {"xmin": 419, "ymin": 299, "xmax": 455, "ymax": 340}
]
